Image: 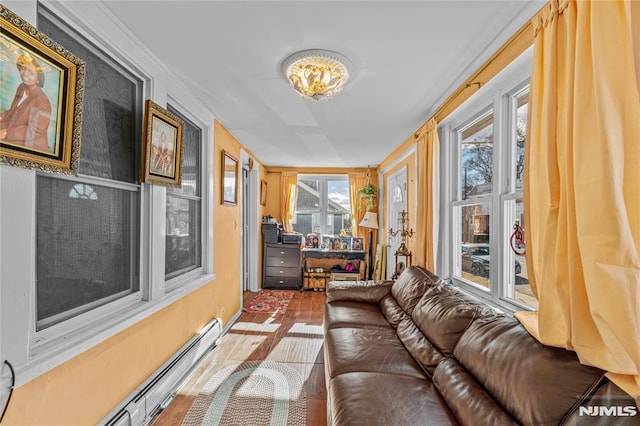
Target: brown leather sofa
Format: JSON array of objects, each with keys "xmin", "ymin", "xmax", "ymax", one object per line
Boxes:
[{"xmin": 323, "ymin": 266, "xmax": 638, "ymax": 425}]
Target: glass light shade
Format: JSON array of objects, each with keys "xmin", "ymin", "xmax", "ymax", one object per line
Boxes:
[{"xmin": 282, "ymin": 49, "xmax": 352, "ymax": 101}]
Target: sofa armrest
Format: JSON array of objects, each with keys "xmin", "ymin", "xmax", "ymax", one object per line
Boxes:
[{"xmin": 326, "ymin": 279, "xmax": 394, "ymax": 304}]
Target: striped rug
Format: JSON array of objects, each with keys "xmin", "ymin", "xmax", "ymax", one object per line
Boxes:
[{"xmin": 181, "ymin": 361, "xmax": 306, "ymax": 426}]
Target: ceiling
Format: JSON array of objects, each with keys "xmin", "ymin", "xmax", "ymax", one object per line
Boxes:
[{"xmin": 100, "ymin": 1, "xmax": 543, "ymax": 168}]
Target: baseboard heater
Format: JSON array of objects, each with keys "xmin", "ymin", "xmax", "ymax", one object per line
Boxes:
[{"xmin": 100, "ymin": 318, "xmax": 222, "ymax": 426}]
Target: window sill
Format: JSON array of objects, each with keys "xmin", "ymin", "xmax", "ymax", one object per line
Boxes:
[
  {"xmin": 451, "ymin": 277, "xmax": 535, "ymax": 315},
  {"xmin": 19, "ymin": 273, "xmax": 215, "ymax": 388}
]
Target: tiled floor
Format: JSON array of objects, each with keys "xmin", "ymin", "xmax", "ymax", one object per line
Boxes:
[{"xmin": 151, "ymin": 290, "xmax": 327, "ymax": 425}]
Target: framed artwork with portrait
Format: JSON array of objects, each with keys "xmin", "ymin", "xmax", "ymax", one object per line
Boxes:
[
  {"xmin": 140, "ymin": 100, "xmax": 184, "ymax": 187},
  {"xmin": 0, "ymin": 5, "xmax": 84, "ymax": 174}
]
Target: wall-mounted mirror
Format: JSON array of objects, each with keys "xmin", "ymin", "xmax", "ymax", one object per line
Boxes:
[{"xmin": 222, "ymin": 150, "xmax": 238, "ymax": 205}]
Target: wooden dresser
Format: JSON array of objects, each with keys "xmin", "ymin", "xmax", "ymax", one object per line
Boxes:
[{"xmin": 262, "ymin": 243, "xmax": 301, "ymax": 290}]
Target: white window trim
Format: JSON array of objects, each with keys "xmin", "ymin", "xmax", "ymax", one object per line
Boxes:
[
  {"xmin": 163, "ymin": 94, "xmax": 215, "ymax": 295},
  {"xmin": 439, "ymin": 47, "xmax": 533, "ymax": 314},
  {"xmin": 294, "ymin": 174, "xmax": 350, "ymax": 236},
  {"xmin": 0, "ymin": 1, "xmax": 216, "ymax": 391}
]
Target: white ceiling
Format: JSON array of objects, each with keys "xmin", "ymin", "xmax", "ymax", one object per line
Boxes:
[{"xmin": 100, "ymin": 1, "xmax": 543, "ymax": 168}]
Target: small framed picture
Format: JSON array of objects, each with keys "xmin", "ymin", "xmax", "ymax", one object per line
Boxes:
[
  {"xmin": 323, "ymin": 236, "xmax": 335, "ymax": 251},
  {"xmin": 351, "ymin": 237, "xmax": 364, "ymax": 251},
  {"xmin": 0, "ymin": 5, "xmax": 84, "ymax": 174},
  {"xmin": 305, "ymin": 234, "xmax": 316, "ymax": 249},
  {"xmin": 140, "ymin": 100, "xmax": 183, "ymax": 187},
  {"xmin": 340, "ymin": 236, "xmax": 351, "ymax": 251}
]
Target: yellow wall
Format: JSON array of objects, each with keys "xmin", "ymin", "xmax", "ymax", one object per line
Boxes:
[
  {"xmin": 3, "ymin": 120, "xmax": 244, "ymax": 425},
  {"xmin": 212, "ymin": 120, "xmax": 243, "ymax": 316}
]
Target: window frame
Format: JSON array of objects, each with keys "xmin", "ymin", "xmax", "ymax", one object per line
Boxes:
[
  {"xmin": 439, "ymin": 47, "xmax": 533, "ymax": 313},
  {"xmin": 164, "ymin": 99, "xmax": 209, "ymax": 293},
  {"xmin": 165, "ymin": 102, "xmax": 204, "ymax": 289},
  {"xmin": 292, "ymin": 174, "xmax": 351, "ymax": 237},
  {"xmin": 0, "ymin": 3, "xmax": 215, "ymax": 391}
]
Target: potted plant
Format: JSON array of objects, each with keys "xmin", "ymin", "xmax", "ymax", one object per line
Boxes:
[{"xmin": 358, "ymin": 184, "xmax": 378, "ymax": 211}]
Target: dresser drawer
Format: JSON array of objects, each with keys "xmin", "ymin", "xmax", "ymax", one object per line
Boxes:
[
  {"xmin": 265, "ymin": 245, "xmax": 300, "ymax": 259},
  {"xmin": 263, "ymin": 276, "xmax": 299, "ymax": 289},
  {"xmin": 265, "ymin": 266, "xmax": 299, "ymax": 278},
  {"xmin": 265, "ymin": 256, "xmax": 300, "ymax": 268}
]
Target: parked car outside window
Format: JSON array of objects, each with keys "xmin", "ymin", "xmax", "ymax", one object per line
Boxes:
[{"xmin": 461, "ymin": 243, "xmax": 521, "ymax": 276}]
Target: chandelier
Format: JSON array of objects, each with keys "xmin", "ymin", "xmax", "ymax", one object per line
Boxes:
[{"xmin": 281, "ymin": 49, "xmax": 352, "ymax": 101}]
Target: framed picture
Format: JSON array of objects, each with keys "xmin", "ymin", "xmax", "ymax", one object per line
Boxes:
[
  {"xmin": 0, "ymin": 5, "xmax": 84, "ymax": 174},
  {"xmin": 222, "ymin": 150, "xmax": 238, "ymax": 205},
  {"xmin": 305, "ymin": 234, "xmax": 315, "ymax": 249},
  {"xmin": 141, "ymin": 100, "xmax": 183, "ymax": 187},
  {"xmin": 340, "ymin": 236, "xmax": 351, "ymax": 251},
  {"xmin": 260, "ymin": 179, "xmax": 267, "ymax": 206},
  {"xmin": 351, "ymin": 237, "xmax": 364, "ymax": 251}
]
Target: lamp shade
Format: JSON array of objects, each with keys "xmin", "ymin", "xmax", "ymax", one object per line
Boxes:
[{"xmin": 359, "ymin": 211, "xmax": 378, "ymax": 229}]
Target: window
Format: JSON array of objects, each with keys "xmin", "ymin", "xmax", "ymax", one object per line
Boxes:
[
  {"xmin": 0, "ymin": 5, "xmax": 214, "ymax": 388},
  {"xmin": 36, "ymin": 9, "xmax": 142, "ymax": 330},
  {"xmin": 443, "ymin": 49, "xmax": 535, "ymax": 310},
  {"xmin": 165, "ymin": 105, "xmax": 202, "ymax": 280},
  {"xmin": 292, "ymin": 175, "xmax": 351, "ymax": 237},
  {"xmin": 457, "ymin": 111, "xmax": 494, "ymax": 289}
]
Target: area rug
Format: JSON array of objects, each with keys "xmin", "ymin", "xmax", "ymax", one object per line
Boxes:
[
  {"xmin": 242, "ymin": 289, "xmax": 295, "ymax": 314},
  {"xmin": 181, "ymin": 361, "xmax": 306, "ymax": 426}
]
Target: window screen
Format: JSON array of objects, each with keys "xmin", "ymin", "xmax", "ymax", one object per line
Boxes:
[
  {"xmin": 36, "ymin": 177, "xmax": 138, "ymax": 329},
  {"xmin": 35, "ymin": 6, "xmax": 142, "ymax": 330},
  {"xmin": 165, "ymin": 105, "xmax": 202, "ymax": 279},
  {"xmin": 38, "ymin": 8, "xmax": 142, "ymax": 182}
]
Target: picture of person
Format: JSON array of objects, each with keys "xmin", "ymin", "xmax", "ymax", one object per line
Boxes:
[
  {"xmin": 0, "ymin": 54, "xmax": 52, "ymax": 152},
  {"xmin": 149, "ymin": 117, "xmax": 176, "ymax": 178}
]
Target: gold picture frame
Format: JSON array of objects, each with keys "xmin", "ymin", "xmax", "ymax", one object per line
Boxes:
[
  {"xmin": 260, "ymin": 179, "xmax": 267, "ymax": 206},
  {"xmin": 222, "ymin": 150, "xmax": 238, "ymax": 205},
  {"xmin": 0, "ymin": 5, "xmax": 85, "ymax": 174},
  {"xmin": 140, "ymin": 100, "xmax": 184, "ymax": 187}
]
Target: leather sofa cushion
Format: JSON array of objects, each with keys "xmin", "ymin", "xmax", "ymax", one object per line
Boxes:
[
  {"xmin": 324, "ymin": 301, "xmax": 392, "ymax": 331},
  {"xmin": 395, "ymin": 317, "xmax": 444, "ymax": 377},
  {"xmin": 379, "ymin": 294, "xmax": 408, "ymax": 327},
  {"xmin": 324, "ymin": 327, "xmax": 425, "ymax": 379},
  {"xmin": 391, "ymin": 266, "xmax": 442, "ymax": 315},
  {"xmin": 433, "ymin": 357, "xmax": 518, "ymax": 425},
  {"xmin": 453, "ymin": 316, "xmax": 606, "ymax": 425},
  {"xmin": 329, "ymin": 372, "xmax": 458, "ymax": 426},
  {"xmin": 326, "ymin": 279, "xmax": 393, "ymax": 304},
  {"xmin": 409, "ymin": 285, "xmax": 497, "ymax": 356}
]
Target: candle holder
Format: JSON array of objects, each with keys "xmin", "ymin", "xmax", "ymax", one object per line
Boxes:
[
  {"xmin": 388, "ymin": 210, "xmax": 415, "ymax": 256},
  {"xmin": 389, "ymin": 210, "xmax": 414, "ymax": 278}
]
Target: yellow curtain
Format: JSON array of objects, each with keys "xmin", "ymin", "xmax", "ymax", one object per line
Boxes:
[
  {"xmin": 348, "ymin": 172, "xmax": 369, "ymax": 238},
  {"xmin": 516, "ymin": 0, "xmax": 640, "ymax": 402},
  {"xmin": 280, "ymin": 172, "xmax": 298, "ymax": 232},
  {"xmin": 416, "ymin": 118, "xmax": 440, "ymax": 272}
]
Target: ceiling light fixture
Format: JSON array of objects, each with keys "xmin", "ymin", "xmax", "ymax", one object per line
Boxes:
[{"xmin": 281, "ymin": 49, "xmax": 353, "ymax": 101}]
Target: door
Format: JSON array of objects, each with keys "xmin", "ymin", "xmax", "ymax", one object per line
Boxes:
[
  {"xmin": 387, "ymin": 167, "xmax": 408, "ymax": 277},
  {"xmin": 242, "ymin": 167, "xmax": 250, "ymax": 292}
]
